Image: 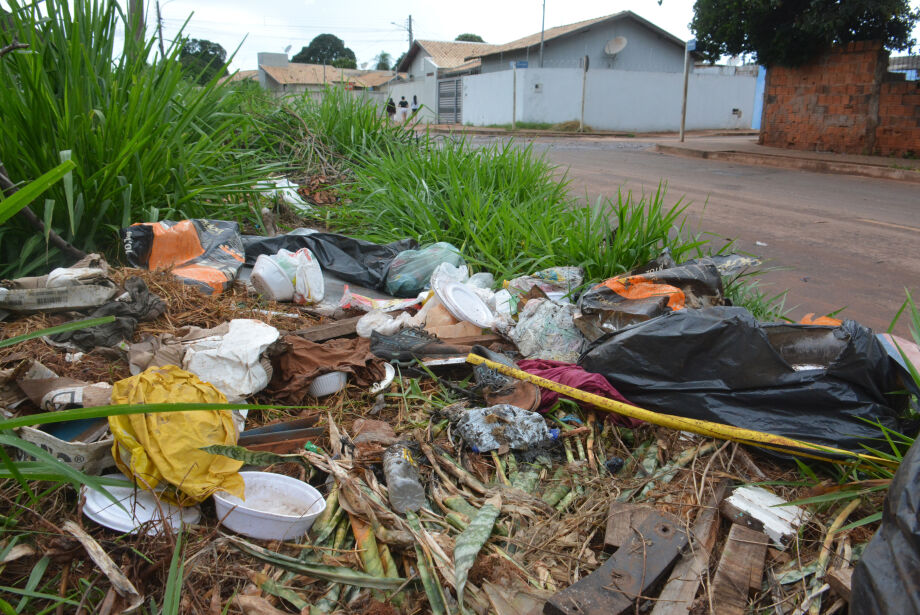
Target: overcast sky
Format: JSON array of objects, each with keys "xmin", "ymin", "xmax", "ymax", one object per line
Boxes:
[
  {"xmin": 152, "ymin": 0, "xmax": 701, "ymax": 70},
  {"xmin": 3, "ymin": 1, "xmax": 919, "ymax": 70}
]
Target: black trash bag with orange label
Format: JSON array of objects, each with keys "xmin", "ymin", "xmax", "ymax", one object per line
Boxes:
[
  {"xmin": 574, "ymin": 263, "xmax": 723, "ymax": 341},
  {"xmin": 579, "ymin": 306, "xmax": 905, "ymax": 454},
  {"xmin": 121, "ymin": 219, "xmax": 244, "ymax": 295}
]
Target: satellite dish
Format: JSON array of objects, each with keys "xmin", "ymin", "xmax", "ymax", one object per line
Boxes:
[
  {"xmin": 284, "ymin": 45, "xmax": 292, "ymax": 54},
  {"xmin": 604, "ymin": 36, "xmax": 628, "ymax": 57}
]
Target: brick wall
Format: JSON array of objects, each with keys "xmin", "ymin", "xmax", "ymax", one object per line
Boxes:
[
  {"xmin": 760, "ymin": 41, "xmax": 920, "ymax": 157},
  {"xmin": 877, "ymin": 78, "xmax": 920, "ymax": 156}
]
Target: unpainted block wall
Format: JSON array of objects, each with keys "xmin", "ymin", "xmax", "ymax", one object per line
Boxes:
[{"xmin": 761, "ymin": 41, "xmax": 920, "ymax": 157}]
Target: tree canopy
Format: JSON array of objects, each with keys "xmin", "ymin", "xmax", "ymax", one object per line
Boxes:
[
  {"xmin": 455, "ymin": 33, "xmax": 484, "ymax": 42},
  {"xmin": 373, "ymin": 51, "xmax": 392, "ymax": 70},
  {"xmin": 292, "ymin": 33, "xmax": 357, "ymax": 68},
  {"xmin": 179, "ymin": 38, "xmax": 228, "ymax": 84},
  {"xmin": 394, "ymin": 51, "xmax": 407, "ymax": 71},
  {"xmin": 691, "ymin": 0, "xmax": 919, "ymax": 67}
]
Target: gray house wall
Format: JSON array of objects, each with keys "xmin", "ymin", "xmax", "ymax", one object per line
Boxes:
[{"xmin": 479, "ymin": 17, "xmax": 686, "ymax": 74}]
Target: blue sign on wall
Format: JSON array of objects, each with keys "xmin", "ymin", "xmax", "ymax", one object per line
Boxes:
[{"xmin": 515, "ymin": 60, "xmax": 528, "ymax": 68}]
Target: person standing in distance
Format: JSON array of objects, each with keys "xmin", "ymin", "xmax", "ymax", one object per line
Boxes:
[{"xmin": 397, "ymin": 96, "xmax": 409, "ymax": 122}]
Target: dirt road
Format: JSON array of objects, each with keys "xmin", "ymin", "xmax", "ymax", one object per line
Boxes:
[{"xmin": 486, "ymin": 136, "xmax": 920, "ymax": 334}]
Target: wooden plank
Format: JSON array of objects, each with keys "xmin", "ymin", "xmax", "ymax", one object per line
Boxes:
[
  {"xmin": 650, "ymin": 480, "xmax": 730, "ymax": 615},
  {"xmin": 710, "ymin": 525, "xmax": 769, "ymax": 615},
  {"xmin": 290, "ymin": 316, "xmax": 361, "ymax": 341},
  {"xmin": 604, "ymin": 501, "xmax": 655, "ymax": 550},
  {"xmin": 826, "ymin": 568, "xmax": 852, "ymax": 603},
  {"xmin": 544, "ymin": 512, "xmax": 687, "ymax": 615},
  {"xmin": 720, "ymin": 486, "xmax": 808, "ymax": 549}
]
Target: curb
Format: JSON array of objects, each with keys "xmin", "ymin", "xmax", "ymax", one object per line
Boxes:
[
  {"xmin": 422, "ymin": 127, "xmax": 761, "ymax": 140},
  {"xmin": 654, "ymin": 144, "xmax": 920, "ymax": 184}
]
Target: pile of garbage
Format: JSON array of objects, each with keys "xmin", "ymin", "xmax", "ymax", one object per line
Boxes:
[{"xmin": 1, "ymin": 217, "xmax": 918, "ymax": 615}]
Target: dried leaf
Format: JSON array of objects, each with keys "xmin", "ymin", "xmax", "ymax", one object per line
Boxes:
[
  {"xmin": 232, "ymin": 594, "xmax": 295, "ymax": 615},
  {"xmin": 62, "ymin": 521, "xmax": 143, "ymax": 612},
  {"xmin": 454, "ymin": 494, "xmax": 501, "ymax": 612}
]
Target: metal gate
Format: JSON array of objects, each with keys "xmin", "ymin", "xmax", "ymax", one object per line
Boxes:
[{"xmin": 437, "ymin": 78, "xmax": 462, "ymax": 124}]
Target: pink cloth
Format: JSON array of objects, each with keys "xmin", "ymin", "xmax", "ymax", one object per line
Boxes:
[{"xmin": 517, "ymin": 359, "xmax": 642, "ymax": 428}]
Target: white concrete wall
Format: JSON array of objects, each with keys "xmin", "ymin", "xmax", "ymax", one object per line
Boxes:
[
  {"xmin": 462, "ymin": 70, "xmax": 516, "ymax": 125},
  {"xmin": 463, "ymin": 67, "xmax": 757, "ymax": 131}
]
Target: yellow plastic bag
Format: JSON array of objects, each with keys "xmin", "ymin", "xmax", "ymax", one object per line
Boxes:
[{"xmin": 109, "ymin": 365, "xmax": 244, "ymax": 504}]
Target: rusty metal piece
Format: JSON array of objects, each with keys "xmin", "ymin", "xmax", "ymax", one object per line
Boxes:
[{"xmin": 544, "ymin": 512, "xmax": 687, "ymax": 615}]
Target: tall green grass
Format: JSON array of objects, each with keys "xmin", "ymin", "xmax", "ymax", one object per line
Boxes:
[
  {"xmin": 309, "ymin": 112, "xmax": 705, "ymax": 281},
  {"xmin": 0, "ymin": 0, "xmax": 278, "ymax": 275}
]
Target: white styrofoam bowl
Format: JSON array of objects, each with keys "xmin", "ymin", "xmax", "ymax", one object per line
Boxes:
[
  {"xmin": 308, "ymin": 371, "xmax": 347, "ymax": 397},
  {"xmin": 251, "ymin": 254, "xmax": 294, "ymax": 302},
  {"xmin": 213, "ymin": 471, "xmax": 326, "ymax": 540}
]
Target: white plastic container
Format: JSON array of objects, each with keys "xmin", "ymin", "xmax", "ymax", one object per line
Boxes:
[
  {"xmin": 308, "ymin": 371, "xmax": 347, "ymax": 397},
  {"xmin": 251, "ymin": 254, "xmax": 294, "ymax": 302},
  {"xmin": 213, "ymin": 471, "xmax": 326, "ymax": 541}
]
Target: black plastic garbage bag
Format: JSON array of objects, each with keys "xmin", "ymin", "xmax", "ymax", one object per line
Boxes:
[
  {"xmin": 242, "ymin": 231, "xmax": 417, "ymax": 290},
  {"xmin": 851, "ymin": 438, "xmax": 920, "ymax": 615},
  {"xmin": 50, "ymin": 277, "xmax": 167, "ymax": 350},
  {"xmin": 578, "ymin": 306, "xmax": 904, "ymax": 454}
]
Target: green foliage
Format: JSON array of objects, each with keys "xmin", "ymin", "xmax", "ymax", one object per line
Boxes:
[
  {"xmin": 292, "ymin": 33, "xmax": 357, "ymax": 68},
  {"xmin": 373, "ymin": 50, "xmax": 392, "ymax": 70},
  {"xmin": 316, "ymin": 129, "xmax": 704, "ymax": 282},
  {"xmin": 0, "ymin": 0, "xmax": 276, "ymax": 275},
  {"xmin": 453, "ymin": 494, "xmax": 501, "ymax": 612},
  {"xmin": 179, "ymin": 38, "xmax": 229, "ymax": 85},
  {"xmin": 691, "ymin": 0, "xmax": 920, "ymax": 67},
  {"xmin": 455, "ymin": 33, "xmax": 485, "ymax": 42},
  {"xmin": 394, "ymin": 51, "xmax": 407, "ymax": 71},
  {"xmin": 0, "ymin": 160, "xmax": 75, "ymax": 225}
]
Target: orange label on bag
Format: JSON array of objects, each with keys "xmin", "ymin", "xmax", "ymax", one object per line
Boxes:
[
  {"xmin": 601, "ymin": 276, "xmax": 686, "ymax": 311},
  {"xmin": 174, "ymin": 264, "xmax": 231, "ymax": 294},
  {"xmin": 147, "ymin": 220, "xmax": 205, "ymax": 269}
]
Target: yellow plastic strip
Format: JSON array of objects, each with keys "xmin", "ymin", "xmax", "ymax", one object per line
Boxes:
[{"xmin": 466, "ymin": 353, "xmax": 896, "ymax": 469}]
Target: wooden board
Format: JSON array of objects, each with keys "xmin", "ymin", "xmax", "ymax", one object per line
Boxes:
[
  {"xmin": 827, "ymin": 567, "xmax": 852, "ymax": 602},
  {"xmin": 710, "ymin": 524, "xmax": 769, "ymax": 615},
  {"xmin": 604, "ymin": 501, "xmax": 656, "ymax": 550},
  {"xmin": 650, "ymin": 480, "xmax": 730, "ymax": 615},
  {"xmin": 291, "ymin": 316, "xmax": 361, "ymax": 341},
  {"xmin": 545, "ymin": 512, "xmax": 688, "ymax": 615}
]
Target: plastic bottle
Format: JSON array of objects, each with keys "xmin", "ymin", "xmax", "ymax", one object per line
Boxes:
[{"xmin": 382, "ymin": 443, "xmax": 426, "ymax": 514}]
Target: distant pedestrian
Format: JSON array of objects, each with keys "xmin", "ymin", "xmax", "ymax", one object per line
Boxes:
[
  {"xmin": 410, "ymin": 95, "xmax": 420, "ymax": 116},
  {"xmin": 397, "ymin": 96, "xmax": 409, "ymax": 122},
  {"xmin": 385, "ymin": 97, "xmax": 396, "ymax": 122}
]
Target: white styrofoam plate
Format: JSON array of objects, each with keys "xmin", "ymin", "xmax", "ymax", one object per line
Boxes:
[
  {"xmin": 82, "ymin": 473, "xmax": 200, "ymax": 535},
  {"xmin": 438, "ymin": 281, "xmax": 494, "ymax": 328}
]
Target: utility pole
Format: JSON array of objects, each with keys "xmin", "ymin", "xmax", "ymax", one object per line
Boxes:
[
  {"xmin": 155, "ymin": 0, "xmax": 166, "ymax": 59},
  {"xmin": 408, "ymin": 15, "xmax": 413, "ymax": 46},
  {"xmin": 679, "ymin": 39, "xmax": 695, "ymax": 142},
  {"xmin": 579, "ymin": 54, "xmax": 588, "ymax": 132},
  {"xmin": 539, "ymin": 0, "xmax": 546, "ymax": 68}
]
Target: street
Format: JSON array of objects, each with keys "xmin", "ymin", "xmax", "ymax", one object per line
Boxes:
[{"xmin": 494, "ymin": 136, "xmax": 919, "ymax": 335}]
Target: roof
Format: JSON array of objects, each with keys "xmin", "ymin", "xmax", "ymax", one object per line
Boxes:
[
  {"xmin": 220, "ymin": 69, "xmax": 259, "ymax": 84},
  {"xmin": 259, "ymin": 63, "xmax": 402, "ymax": 88},
  {"xmin": 889, "ymin": 55, "xmax": 920, "ymax": 71},
  {"xmin": 469, "ymin": 11, "xmax": 687, "ymax": 61},
  {"xmin": 397, "ymin": 40, "xmax": 499, "ymax": 72}
]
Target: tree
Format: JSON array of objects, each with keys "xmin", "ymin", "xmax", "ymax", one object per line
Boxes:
[
  {"xmin": 394, "ymin": 52, "xmax": 407, "ymax": 71},
  {"xmin": 455, "ymin": 33, "xmax": 484, "ymax": 42},
  {"xmin": 292, "ymin": 33, "xmax": 357, "ymax": 67},
  {"xmin": 691, "ymin": 0, "xmax": 919, "ymax": 67},
  {"xmin": 373, "ymin": 51, "xmax": 392, "ymax": 70},
  {"xmin": 179, "ymin": 38, "xmax": 228, "ymax": 84}
]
